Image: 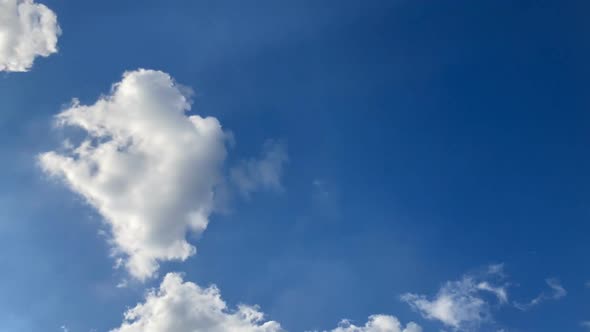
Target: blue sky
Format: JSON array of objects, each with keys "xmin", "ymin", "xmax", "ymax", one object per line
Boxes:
[{"xmin": 0, "ymin": 0, "xmax": 589, "ymax": 331}]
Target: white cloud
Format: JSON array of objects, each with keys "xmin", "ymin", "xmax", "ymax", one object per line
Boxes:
[
  {"xmin": 0, "ymin": 0, "xmax": 61, "ymax": 72},
  {"xmin": 116, "ymin": 279, "xmax": 129, "ymax": 289},
  {"xmin": 111, "ymin": 272, "xmax": 284, "ymax": 332},
  {"xmin": 323, "ymin": 315, "xmax": 422, "ymax": 332},
  {"xmin": 546, "ymin": 278, "xmax": 567, "ymax": 298},
  {"xmin": 401, "ymin": 265, "xmax": 508, "ymax": 331},
  {"xmin": 514, "ymin": 278, "xmax": 566, "ymax": 311},
  {"xmin": 230, "ymin": 140, "xmax": 288, "ymax": 197},
  {"xmin": 581, "ymin": 321, "xmax": 590, "ymax": 330},
  {"xmin": 39, "ymin": 69, "xmax": 227, "ymax": 281},
  {"xmin": 476, "ymin": 282, "xmax": 508, "ymax": 304},
  {"xmin": 111, "ymin": 273, "xmax": 420, "ymax": 332}
]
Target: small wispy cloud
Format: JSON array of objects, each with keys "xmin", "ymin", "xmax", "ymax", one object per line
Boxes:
[
  {"xmin": 476, "ymin": 281, "xmax": 508, "ymax": 303},
  {"xmin": 401, "ymin": 264, "xmax": 509, "ymax": 331},
  {"xmin": 230, "ymin": 140, "xmax": 288, "ymax": 197},
  {"xmin": 116, "ymin": 279, "xmax": 128, "ymax": 289},
  {"xmin": 514, "ymin": 278, "xmax": 566, "ymax": 311}
]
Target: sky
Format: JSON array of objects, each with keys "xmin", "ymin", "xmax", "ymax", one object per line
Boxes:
[{"xmin": 0, "ymin": 0, "xmax": 589, "ymax": 331}]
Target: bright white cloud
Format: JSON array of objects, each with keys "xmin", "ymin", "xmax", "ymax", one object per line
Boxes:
[
  {"xmin": 514, "ymin": 278, "xmax": 566, "ymax": 310},
  {"xmin": 39, "ymin": 69, "xmax": 227, "ymax": 281},
  {"xmin": 323, "ymin": 315, "xmax": 422, "ymax": 332},
  {"xmin": 0, "ymin": 0, "xmax": 60, "ymax": 72},
  {"xmin": 111, "ymin": 273, "xmax": 420, "ymax": 332},
  {"xmin": 111, "ymin": 272, "xmax": 284, "ymax": 332},
  {"xmin": 230, "ymin": 140, "xmax": 288, "ymax": 197},
  {"xmin": 401, "ymin": 265, "xmax": 508, "ymax": 331}
]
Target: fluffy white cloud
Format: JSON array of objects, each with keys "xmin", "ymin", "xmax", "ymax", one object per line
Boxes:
[
  {"xmin": 0, "ymin": 0, "xmax": 60, "ymax": 72},
  {"xmin": 401, "ymin": 265, "xmax": 508, "ymax": 331},
  {"xmin": 111, "ymin": 273, "xmax": 420, "ymax": 332},
  {"xmin": 514, "ymin": 278, "xmax": 566, "ymax": 310},
  {"xmin": 111, "ymin": 273, "xmax": 284, "ymax": 332},
  {"xmin": 323, "ymin": 315, "xmax": 421, "ymax": 332},
  {"xmin": 230, "ymin": 140, "xmax": 288, "ymax": 197},
  {"xmin": 39, "ymin": 69, "xmax": 227, "ymax": 281}
]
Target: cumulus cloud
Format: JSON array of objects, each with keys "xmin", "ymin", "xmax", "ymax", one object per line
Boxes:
[
  {"xmin": 230, "ymin": 140, "xmax": 288, "ymax": 197},
  {"xmin": 514, "ymin": 278, "xmax": 566, "ymax": 311},
  {"xmin": 111, "ymin": 272, "xmax": 284, "ymax": 332},
  {"xmin": 401, "ymin": 265, "xmax": 508, "ymax": 331},
  {"xmin": 0, "ymin": 0, "xmax": 61, "ymax": 72},
  {"xmin": 321, "ymin": 315, "xmax": 422, "ymax": 332},
  {"xmin": 111, "ymin": 273, "xmax": 420, "ymax": 332},
  {"xmin": 39, "ymin": 69, "xmax": 227, "ymax": 281}
]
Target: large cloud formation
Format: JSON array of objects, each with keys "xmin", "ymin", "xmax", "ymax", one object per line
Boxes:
[
  {"xmin": 111, "ymin": 273, "xmax": 284, "ymax": 332},
  {"xmin": 39, "ymin": 69, "xmax": 228, "ymax": 281},
  {"xmin": 0, "ymin": 0, "xmax": 61, "ymax": 72}
]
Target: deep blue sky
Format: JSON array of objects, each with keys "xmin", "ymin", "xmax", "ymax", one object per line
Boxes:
[{"xmin": 1, "ymin": 0, "xmax": 589, "ymax": 331}]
